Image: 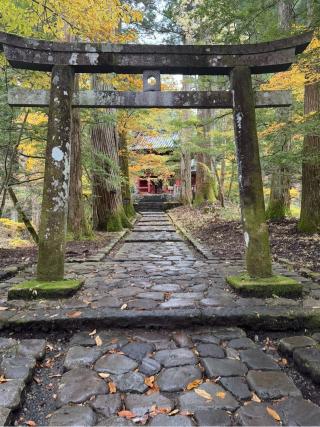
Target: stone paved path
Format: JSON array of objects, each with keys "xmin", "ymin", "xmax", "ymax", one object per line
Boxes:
[
  {"xmin": 1, "ymin": 327, "xmax": 320, "ymax": 426},
  {"xmin": 0, "ymin": 212, "xmax": 320, "ymax": 329}
]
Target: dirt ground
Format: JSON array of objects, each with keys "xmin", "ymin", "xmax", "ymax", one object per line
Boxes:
[
  {"xmin": 0, "ymin": 232, "xmax": 114, "ymax": 269},
  {"xmin": 170, "ymin": 204, "xmax": 320, "ymax": 273}
]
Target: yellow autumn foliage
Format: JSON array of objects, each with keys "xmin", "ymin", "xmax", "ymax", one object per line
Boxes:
[
  {"xmin": 0, "ymin": 218, "xmax": 24, "ymax": 232},
  {"xmin": 261, "ymin": 37, "xmax": 320, "ymax": 101}
]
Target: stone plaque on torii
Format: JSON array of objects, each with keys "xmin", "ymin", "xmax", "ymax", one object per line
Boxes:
[{"xmin": 0, "ymin": 31, "xmax": 313, "ymax": 282}]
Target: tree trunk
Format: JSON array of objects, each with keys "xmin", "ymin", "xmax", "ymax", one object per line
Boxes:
[
  {"xmin": 267, "ymin": 0, "xmax": 294, "ymax": 220},
  {"xmin": 8, "ymin": 187, "xmax": 39, "ymax": 244},
  {"xmin": 298, "ymin": 82, "xmax": 320, "ymax": 233},
  {"xmin": 91, "ymin": 123, "xmax": 129, "ymax": 231},
  {"xmin": 91, "ymin": 78, "xmax": 130, "ymax": 231},
  {"xmin": 119, "ymin": 130, "xmax": 135, "ymax": 218},
  {"xmin": 67, "ymin": 75, "xmax": 89, "ymax": 238},
  {"xmin": 194, "ymin": 108, "xmax": 216, "ymax": 206},
  {"xmin": 180, "ymin": 147, "xmax": 192, "ymax": 205}
]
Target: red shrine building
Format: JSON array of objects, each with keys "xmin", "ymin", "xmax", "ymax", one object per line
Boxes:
[{"xmin": 131, "ymin": 133, "xmax": 197, "ymax": 196}]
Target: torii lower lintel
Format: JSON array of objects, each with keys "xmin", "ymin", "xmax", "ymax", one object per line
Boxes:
[{"xmin": 8, "ymin": 89, "xmax": 292, "ymax": 109}]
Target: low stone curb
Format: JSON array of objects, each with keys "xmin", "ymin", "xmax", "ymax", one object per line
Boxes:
[
  {"xmin": 64, "ymin": 216, "xmax": 140, "ymax": 263},
  {"xmin": 275, "ymin": 256, "xmax": 320, "ymax": 283},
  {"xmin": 0, "ymin": 338, "xmax": 46, "ymax": 422},
  {"xmin": 84, "ymin": 231, "xmax": 128, "ymax": 262},
  {"xmin": 0, "ymin": 262, "xmax": 33, "ymax": 281},
  {"xmin": 167, "ymin": 213, "xmax": 216, "ymax": 260},
  {"xmin": 1, "ymin": 304, "xmax": 320, "ymax": 332}
]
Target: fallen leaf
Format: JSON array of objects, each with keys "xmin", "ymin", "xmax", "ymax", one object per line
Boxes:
[
  {"xmin": 33, "ymin": 376, "xmax": 41, "ymax": 384},
  {"xmin": 98, "ymin": 373, "xmax": 110, "ymax": 379},
  {"xmin": 26, "ymin": 421, "xmax": 36, "ymax": 426},
  {"xmin": 66, "ymin": 310, "xmax": 82, "ymax": 318},
  {"xmin": 0, "ymin": 375, "xmax": 8, "ymax": 384},
  {"xmin": 179, "ymin": 410, "xmax": 193, "ymax": 416},
  {"xmin": 168, "ymin": 409, "xmax": 179, "ymax": 416},
  {"xmin": 267, "ymin": 406, "xmax": 281, "ymax": 421},
  {"xmin": 216, "ymin": 391, "xmax": 226, "ymax": 399},
  {"xmin": 194, "ymin": 388, "xmax": 212, "ymax": 400},
  {"xmin": 145, "ymin": 376, "xmax": 155, "ymax": 388},
  {"xmin": 146, "ymin": 384, "xmax": 160, "ymax": 395},
  {"xmin": 279, "ymin": 358, "xmax": 288, "ymax": 366},
  {"xmin": 150, "ymin": 406, "xmax": 171, "ymax": 416},
  {"xmin": 118, "ymin": 410, "xmax": 135, "ymax": 419},
  {"xmin": 266, "ymin": 407, "xmax": 281, "ymax": 422},
  {"xmin": 186, "ymin": 379, "xmax": 202, "ymax": 390},
  {"xmin": 120, "ymin": 303, "xmax": 128, "ymax": 310},
  {"xmin": 95, "ymin": 335, "xmax": 103, "ymax": 347},
  {"xmin": 109, "ymin": 382, "xmax": 117, "ymax": 393},
  {"xmin": 251, "ymin": 392, "xmax": 261, "ymax": 403},
  {"xmin": 89, "ymin": 329, "xmax": 97, "ymax": 336}
]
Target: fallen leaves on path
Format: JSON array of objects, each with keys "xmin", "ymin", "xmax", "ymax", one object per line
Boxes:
[
  {"xmin": 109, "ymin": 381, "xmax": 117, "ymax": 393},
  {"xmin": 66, "ymin": 310, "xmax": 82, "ymax": 318},
  {"xmin": 194, "ymin": 388, "xmax": 212, "ymax": 400},
  {"xmin": 118, "ymin": 410, "xmax": 135, "ymax": 419},
  {"xmin": 98, "ymin": 373, "xmax": 110, "ymax": 379},
  {"xmin": 186, "ymin": 379, "xmax": 202, "ymax": 390},
  {"xmin": 216, "ymin": 391, "xmax": 226, "ymax": 399},
  {"xmin": 0, "ymin": 375, "xmax": 8, "ymax": 383},
  {"xmin": 251, "ymin": 392, "xmax": 261, "ymax": 403},
  {"xmin": 95, "ymin": 335, "xmax": 102, "ymax": 346},
  {"xmin": 266, "ymin": 407, "xmax": 281, "ymax": 421}
]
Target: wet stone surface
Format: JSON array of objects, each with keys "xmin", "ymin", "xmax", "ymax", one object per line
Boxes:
[
  {"xmin": 1, "ymin": 212, "xmax": 317, "ymax": 329},
  {"xmin": 2, "ymin": 327, "xmax": 320, "ymax": 426}
]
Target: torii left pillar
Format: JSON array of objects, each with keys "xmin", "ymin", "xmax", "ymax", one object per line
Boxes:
[{"xmin": 37, "ymin": 65, "xmax": 74, "ymax": 281}]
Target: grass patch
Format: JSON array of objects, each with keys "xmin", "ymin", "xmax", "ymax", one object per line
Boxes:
[
  {"xmin": 8, "ymin": 279, "xmax": 84, "ymax": 300},
  {"xmin": 226, "ymin": 273, "xmax": 303, "ymax": 298}
]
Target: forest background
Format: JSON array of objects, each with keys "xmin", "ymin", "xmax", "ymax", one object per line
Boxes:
[{"xmin": 0, "ymin": 0, "xmax": 319, "ymax": 271}]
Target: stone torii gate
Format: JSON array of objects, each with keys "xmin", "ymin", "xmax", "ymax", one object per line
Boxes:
[{"xmin": 0, "ymin": 31, "xmax": 312, "ymax": 283}]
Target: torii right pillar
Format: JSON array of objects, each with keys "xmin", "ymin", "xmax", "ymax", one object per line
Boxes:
[{"xmin": 231, "ymin": 66, "xmax": 272, "ymax": 278}]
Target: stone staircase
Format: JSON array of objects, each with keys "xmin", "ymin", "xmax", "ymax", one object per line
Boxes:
[{"xmin": 134, "ymin": 194, "xmax": 180, "ymax": 212}]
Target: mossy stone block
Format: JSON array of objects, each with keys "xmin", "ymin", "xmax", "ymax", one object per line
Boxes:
[
  {"xmin": 226, "ymin": 274, "xmax": 302, "ymax": 298},
  {"xmin": 8, "ymin": 279, "xmax": 84, "ymax": 300}
]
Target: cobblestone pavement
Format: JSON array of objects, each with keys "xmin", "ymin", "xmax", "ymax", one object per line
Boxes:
[
  {"xmin": 0, "ymin": 212, "xmax": 320, "ymax": 329},
  {"xmin": 1, "ymin": 327, "xmax": 320, "ymax": 426}
]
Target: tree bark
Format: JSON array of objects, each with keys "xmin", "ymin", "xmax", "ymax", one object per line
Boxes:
[
  {"xmin": 8, "ymin": 187, "xmax": 39, "ymax": 244},
  {"xmin": 67, "ymin": 75, "xmax": 89, "ymax": 238},
  {"xmin": 298, "ymin": 82, "xmax": 320, "ymax": 233},
  {"xmin": 267, "ymin": 0, "xmax": 294, "ymax": 220},
  {"xmin": 231, "ymin": 66, "xmax": 272, "ymax": 278},
  {"xmin": 91, "ymin": 77, "xmax": 130, "ymax": 231},
  {"xmin": 119, "ymin": 130, "xmax": 135, "ymax": 218},
  {"xmin": 194, "ymin": 108, "xmax": 216, "ymax": 206},
  {"xmin": 37, "ymin": 65, "xmax": 74, "ymax": 281}
]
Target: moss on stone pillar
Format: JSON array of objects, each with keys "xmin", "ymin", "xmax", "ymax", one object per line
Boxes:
[
  {"xmin": 37, "ymin": 65, "xmax": 75, "ymax": 281},
  {"xmin": 231, "ymin": 66, "xmax": 272, "ymax": 278}
]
